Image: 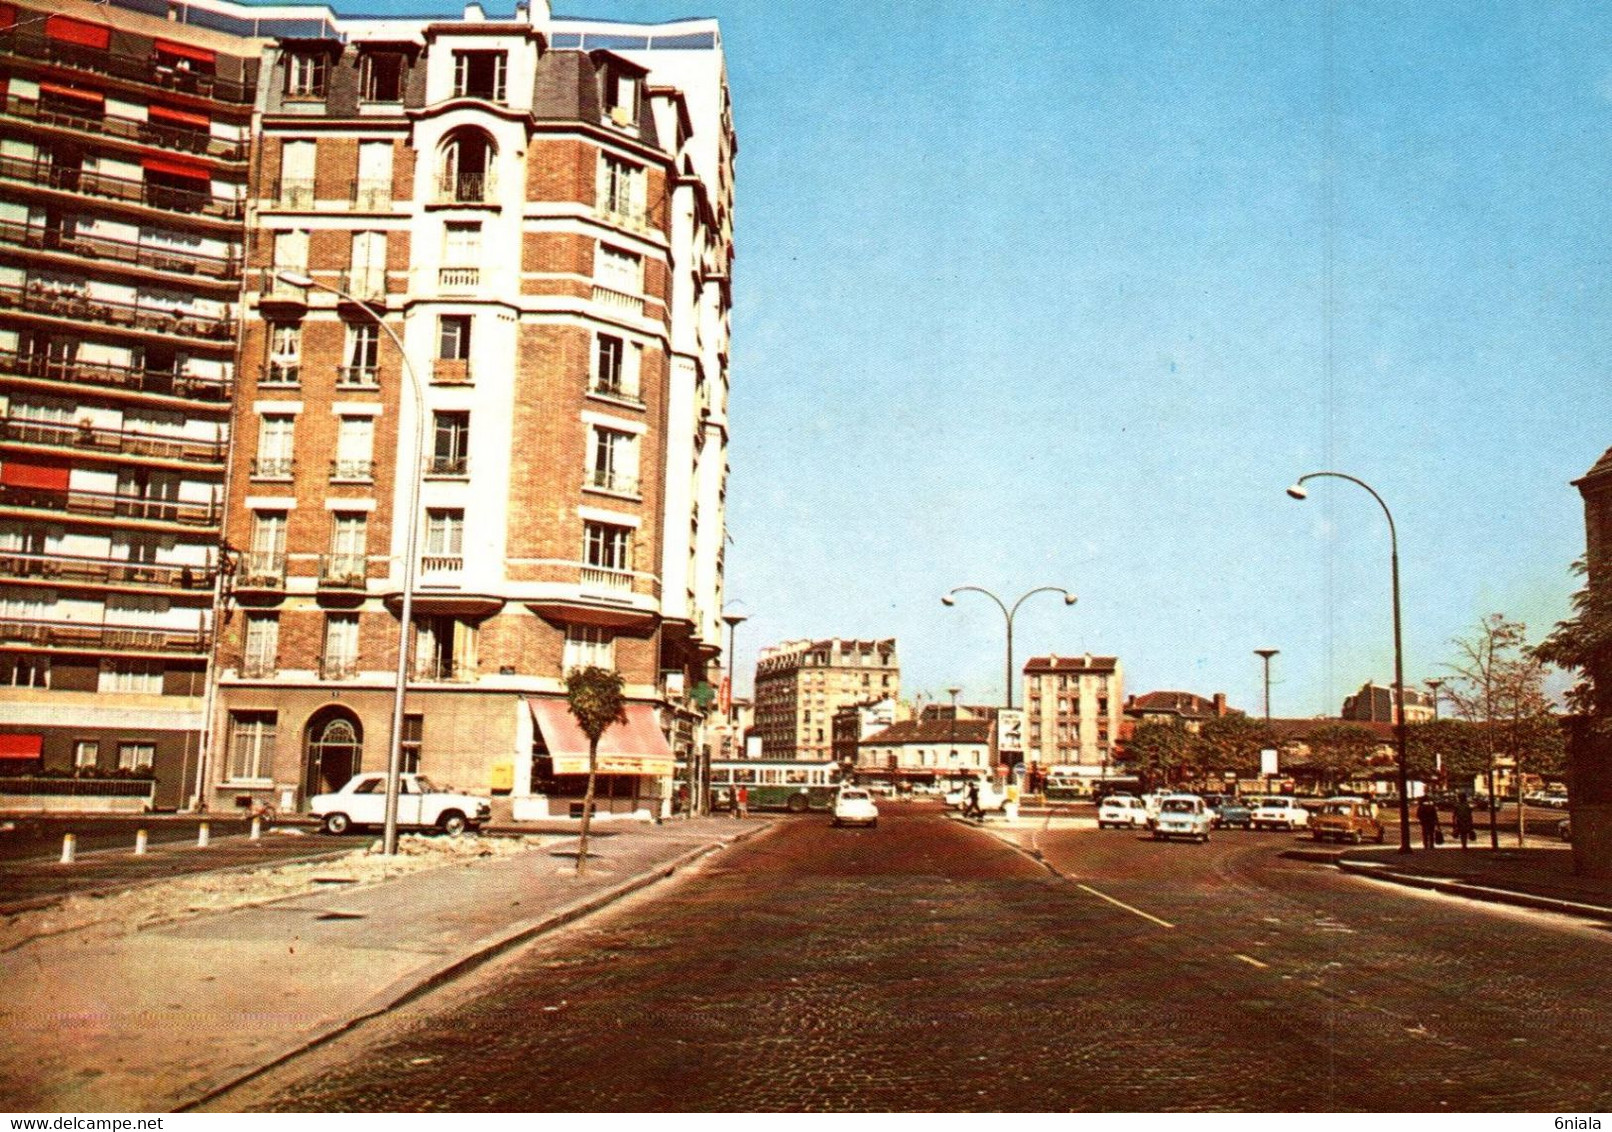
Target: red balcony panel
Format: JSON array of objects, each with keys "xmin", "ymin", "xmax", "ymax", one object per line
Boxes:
[
  {"xmin": 153, "ymin": 39, "xmax": 215, "ymax": 66},
  {"xmin": 0, "ymin": 458, "xmax": 69, "ymax": 490},
  {"xmin": 148, "ymin": 104, "xmax": 209, "ymax": 130},
  {"xmin": 141, "ymin": 154, "xmax": 210, "ymax": 181},
  {"xmin": 45, "ymin": 15, "xmax": 111, "ymax": 50}
]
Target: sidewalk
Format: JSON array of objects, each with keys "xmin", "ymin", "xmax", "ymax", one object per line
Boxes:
[{"xmin": 0, "ymin": 817, "xmax": 771, "ymax": 1113}]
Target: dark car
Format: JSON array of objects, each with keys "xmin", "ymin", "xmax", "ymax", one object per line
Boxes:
[{"xmin": 1217, "ymin": 797, "xmax": 1255, "ymax": 829}]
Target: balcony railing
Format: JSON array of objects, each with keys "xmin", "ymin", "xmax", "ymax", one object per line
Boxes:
[
  {"xmin": 587, "ymin": 468, "xmax": 639, "ymax": 496},
  {"xmin": 425, "ymin": 455, "xmax": 468, "ymax": 477},
  {"xmin": 0, "ymin": 416, "xmax": 227, "ymax": 466},
  {"xmin": 258, "ymin": 363, "xmax": 300, "ymax": 388},
  {"xmin": 0, "ymin": 155, "xmax": 245, "ymax": 221},
  {"xmin": 0, "ymin": 616, "xmax": 207, "ymax": 654},
  {"xmin": 588, "ymin": 379, "xmax": 644, "ymax": 406},
  {"xmin": 257, "ymin": 268, "xmax": 308, "ymax": 306},
  {"xmin": 350, "ymin": 179, "xmax": 393, "ymax": 210},
  {"xmin": 432, "ymin": 358, "xmax": 471, "ymax": 384},
  {"xmin": 237, "ymin": 551, "xmax": 286, "ymax": 589},
  {"xmin": 0, "ymin": 483, "xmax": 219, "ymax": 527},
  {"xmin": 0, "ymin": 280, "xmax": 236, "ymax": 342},
  {"xmin": 318, "ymin": 554, "xmax": 368, "ymax": 588},
  {"xmin": 0, "ymin": 551, "xmax": 213, "ymax": 590},
  {"xmin": 239, "ymin": 658, "xmax": 278, "ymax": 679},
  {"xmin": 591, "ymin": 283, "xmax": 643, "ymax": 314},
  {"xmin": 580, "ymin": 565, "xmax": 634, "ymax": 593},
  {"xmin": 419, "ymin": 555, "xmax": 463, "ymax": 573},
  {"xmin": 0, "ymin": 29, "xmax": 255, "ymax": 104},
  {"xmin": 0, "ymin": 219, "xmax": 241, "ymax": 282},
  {"xmin": 329, "ymin": 458, "xmax": 373, "ymax": 482},
  {"xmin": 435, "ymin": 170, "xmax": 496, "ymax": 204},
  {"xmin": 413, "ymin": 658, "xmax": 475, "ymax": 682},
  {"xmin": 318, "ymin": 655, "xmax": 359, "ymax": 680},
  {"xmin": 595, "ymin": 197, "xmax": 652, "ymax": 233},
  {"xmin": 338, "ymin": 270, "xmax": 388, "ymax": 304},
  {"xmin": 0, "ymin": 93, "xmax": 248, "ymax": 162},
  {"xmin": 335, "ymin": 365, "xmax": 380, "ymax": 389},
  {"xmin": 270, "ymin": 179, "xmax": 316, "ymax": 209},
  {"xmin": 437, "ymin": 266, "xmax": 479, "ymax": 292},
  {"xmin": 250, "ymin": 457, "xmax": 294, "ymax": 480},
  {"xmin": 0, "ymin": 350, "xmax": 231, "ymax": 403}
]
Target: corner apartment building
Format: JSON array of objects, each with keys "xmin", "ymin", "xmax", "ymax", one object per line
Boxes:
[
  {"xmin": 1022, "ymin": 653, "xmax": 1123, "ymax": 780},
  {"xmin": 856, "ymin": 715, "xmax": 992, "ymax": 787},
  {"xmin": 209, "ymin": 1, "xmax": 733, "ymax": 819},
  {"xmin": 753, "ymin": 638, "xmax": 898, "ymax": 760},
  {"xmin": 1341, "ymin": 681, "xmax": 1434, "ymax": 724},
  {"xmin": 0, "ymin": 0, "xmax": 267, "ymax": 806}
]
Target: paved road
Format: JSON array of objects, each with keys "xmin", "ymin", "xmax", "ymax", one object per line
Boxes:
[{"xmin": 220, "ymin": 802, "xmax": 1612, "ymax": 1112}]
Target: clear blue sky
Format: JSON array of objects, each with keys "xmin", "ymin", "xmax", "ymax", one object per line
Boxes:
[{"xmin": 366, "ymin": 0, "xmax": 1612, "ymax": 716}]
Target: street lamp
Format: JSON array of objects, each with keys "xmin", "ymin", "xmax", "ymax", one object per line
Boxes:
[
  {"xmin": 718, "ymin": 610, "xmax": 747, "ymax": 817},
  {"xmin": 279, "ymin": 270, "xmax": 423, "ymax": 855},
  {"xmin": 1254, "ymin": 648, "xmax": 1279, "ymax": 796},
  {"xmin": 1287, "ymin": 471, "xmax": 1412, "ymax": 853}
]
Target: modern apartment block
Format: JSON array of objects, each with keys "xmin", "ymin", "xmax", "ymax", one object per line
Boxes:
[
  {"xmin": 753, "ymin": 638, "xmax": 899, "ymax": 760},
  {"xmin": 204, "ymin": 1, "xmax": 733, "ymax": 818},
  {"xmin": 1021, "ymin": 653, "xmax": 1123, "ymax": 779},
  {"xmin": 0, "ymin": 0, "xmax": 268, "ymax": 806}
]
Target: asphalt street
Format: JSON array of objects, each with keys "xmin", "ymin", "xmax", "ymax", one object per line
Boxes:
[{"xmin": 218, "ymin": 801, "xmax": 1612, "ymax": 1112}]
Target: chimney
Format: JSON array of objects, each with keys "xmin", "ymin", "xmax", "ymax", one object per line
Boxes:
[
  {"xmin": 1214, "ymin": 692, "xmax": 1228, "ymax": 717},
  {"xmin": 1083, "ymin": 652, "xmax": 1093, "ymax": 667}
]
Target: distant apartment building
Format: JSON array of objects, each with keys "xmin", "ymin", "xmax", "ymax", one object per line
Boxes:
[
  {"xmin": 753, "ymin": 638, "xmax": 898, "ymax": 760},
  {"xmin": 0, "ymin": 0, "xmax": 264, "ymax": 806},
  {"xmin": 1123, "ymin": 691, "xmax": 1230, "ymax": 742},
  {"xmin": 207, "ymin": 1, "xmax": 734, "ymax": 819},
  {"xmin": 830, "ymin": 695, "xmax": 904, "ymax": 766},
  {"xmin": 857, "ymin": 715, "xmax": 992, "ymax": 786},
  {"xmin": 1341, "ymin": 682, "xmax": 1434, "ymax": 725},
  {"xmin": 1022, "ymin": 653, "xmax": 1123, "ymax": 777}
]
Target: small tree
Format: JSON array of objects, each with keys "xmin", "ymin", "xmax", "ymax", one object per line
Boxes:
[
  {"xmin": 565, "ymin": 665, "xmax": 626, "ymax": 877},
  {"xmin": 1406, "ymin": 718, "xmax": 1491, "ymax": 792},
  {"xmin": 1118, "ymin": 720, "xmax": 1193, "ymax": 790},
  {"xmin": 1304, "ymin": 722, "xmax": 1380, "ymax": 794},
  {"xmin": 1191, "ymin": 713, "xmax": 1274, "ymax": 787}
]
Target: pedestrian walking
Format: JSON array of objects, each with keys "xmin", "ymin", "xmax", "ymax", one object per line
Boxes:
[
  {"xmin": 1417, "ymin": 796, "xmax": 1440, "ymax": 849},
  {"xmin": 735, "ymin": 785, "xmax": 749, "ymax": 820},
  {"xmin": 965, "ymin": 779, "xmax": 981, "ymax": 820},
  {"xmin": 1453, "ymin": 793, "xmax": 1475, "ymax": 850}
]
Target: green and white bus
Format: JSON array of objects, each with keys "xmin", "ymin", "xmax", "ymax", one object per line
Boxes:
[{"xmin": 708, "ymin": 758, "xmax": 844, "ymax": 813}]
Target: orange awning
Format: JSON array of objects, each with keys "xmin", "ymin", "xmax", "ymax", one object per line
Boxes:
[
  {"xmin": 0, "ymin": 734, "xmax": 42, "ymax": 760},
  {"xmin": 45, "ymin": 15, "xmax": 110, "ymax": 49},
  {"xmin": 39, "ymin": 81, "xmax": 104, "ymax": 104},
  {"xmin": 0, "ymin": 460, "xmax": 70, "ymax": 490},
  {"xmin": 149, "ymin": 104, "xmax": 210, "ymax": 129},
  {"xmin": 142, "ymin": 154, "xmax": 210, "ymax": 181},
  {"xmin": 527, "ymin": 697, "xmax": 674, "ymax": 777},
  {"xmin": 154, "ymin": 39, "xmax": 216, "ymax": 65}
]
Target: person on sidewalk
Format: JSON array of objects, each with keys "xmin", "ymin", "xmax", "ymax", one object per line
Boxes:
[
  {"xmin": 1417, "ymin": 796, "xmax": 1440, "ymax": 849},
  {"xmin": 1453, "ymin": 794, "xmax": 1475, "ymax": 849},
  {"xmin": 965, "ymin": 779, "xmax": 982, "ymax": 820},
  {"xmin": 735, "ymin": 785, "xmax": 749, "ymax": 819}
]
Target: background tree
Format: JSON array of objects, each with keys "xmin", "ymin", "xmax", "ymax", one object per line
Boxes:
[
  {"xmin": 565, "ymin": 665, "xmax": 626, "ymax": 877},
  {"xmin": 1118, "ymin": 720, "xmax": 1193, "ymax": 789},
  {"xmin": 1535, "ymin": 559, "xmax": 1612, "ymax": 720},
  {"xmin": 1191, "ymin": 713, "xmax": 1274, "ymax": 786},
  {"xmin": 1304, "ymin": 722, "xmax": 1380, "ymax": 794},
  {"xmin": 1405, "ymin": 718, "xmax": 1492, "ymax": 792}
]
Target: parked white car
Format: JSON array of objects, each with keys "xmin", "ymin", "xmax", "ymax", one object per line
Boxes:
[
  {"xmin": 832, "ymin": 787, "xmax": 879, "ymax": 828},
  {"xmin": 1096, "ymin": 794, "xmax": 1149, "ymax": 829},
  {"xmin": 1251, "ymin": 796, "xmax": 1309, "ymax": 831},
  {"xmin": 309, "ymin": 772, "xmax": 491, "ymax": 836},
  {"xmin": 945, "ymin": 776, "xmax": 1005, "ymax": 813},
  {"xmin": 1152, "ymin": 794, "xmax": 1213, "ymax": 842}
]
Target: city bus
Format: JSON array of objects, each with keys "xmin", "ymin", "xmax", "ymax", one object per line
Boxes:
[{"xmin": 708, "ymin": 758, "xmax": 844, "ymax": 813}]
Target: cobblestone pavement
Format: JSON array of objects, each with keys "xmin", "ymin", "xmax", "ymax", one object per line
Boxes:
[{"xmin": 223, "ymin": 803, "xmax": 1612, "ymax": 1113}]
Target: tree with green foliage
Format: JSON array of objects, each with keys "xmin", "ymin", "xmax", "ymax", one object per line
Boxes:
[
  {"xmin": 1536, "ymin": 558, "xmax": 1612, "ymax": 721},
  {"xmin": 1191, "ymin": 713, "xmax": 1274, "ymax": 784},
  {"xmin": 565, "ymin": 665, "xmax": 626, "ymax": 877},
  {"xmin": 1118, "ymin": 720, "xmax": 1193, "ymax": 789},
  {"xmin": 1405, "ymin": 718, "xmax": 1492, "ymax": 791},
  {"xmin": 1303, "ymin": 722, "xmax": 1381, "ymax": 794}
]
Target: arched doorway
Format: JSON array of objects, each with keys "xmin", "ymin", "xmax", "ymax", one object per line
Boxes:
[{"xmin": 304, "ymin": 706, "xmax": 363, "ymax": 798}]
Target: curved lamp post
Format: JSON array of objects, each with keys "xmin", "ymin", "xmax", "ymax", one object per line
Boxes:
[
  {"xmin": 941, "ymin": 586, "xmax": 1077, "ymax": 714},
  {"xmin": 279, "ymin": 270, "xmax": 423, "ymax": 856},
  {"xmin": 1287, "ymin": 471, "xmax": 1412, "ymax": 853}
]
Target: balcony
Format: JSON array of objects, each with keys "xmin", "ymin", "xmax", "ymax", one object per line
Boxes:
[
  {"xmin": 0, "ymin": 616, "xmax": 207, "ymax": 655},
  {"xmin": 437, "ymin": 266, "xmax": 479, "ymax": 293},
  {"xmin": 0, "ymin": 551, "xmax": 212, "ymax": 592},
  {"xmin": 580, "ymin": 565, "xmax": 634, "ymax": 593},
  {"xmin": 425, "ymin": 455, "xmax": 468, "ymax": 478},
  {"xmin": 250, "ymin": 456, "xmax": 294, "ymax": 481},
  {"xmin": 594, "ymin": 197, "xmax": 652, "ymax": 235},
  {"xmin": 239, "ymin": 658, "xmax": 278, "ymax": 679},
  {"xmin": 0, "ymin": 93, "xmax": 248, "ymax": 163},
  {"xmin": 0, "ymin": 219, "xmax": 241, "ymax": 285},
  {"xmin": 0, "ymin": 416, "xmax": 227, "ymax": 468},
  {"xmin": 256, "ymin": 268, "xmax": 308, "ymax": 313},
  {"xmin": 413, "ymin": 658, "xmax": 475, "ymax": 683},
  {"xmin": 349, "ymin": 179, "xmax": 393, "ymax": 211},
  {"xmin": 0, "ymin": 280, "xmax": 236, "ymax": 344},
  {"xmin": 431, "ymin": 358, "xmax": 471, "ymax": 385},
  {"xmin": 0, "ymin": 28, "xmax": 255, "ymax": 105},
  {"xmin": 335, "ymin": 365, "xmax": 380, "ymax": 390},
  {"xmin": 0, "ymin": 155, "xmax": 245, "ymax": 223},
  {"xmin": 434, "ymin": 170, "xmax": 496, "ymax": 205},
  {"xmin": 269, "ymin": 179, "xmax": 316, "ymax": 209},
  {"xmin": 258, "ymin": 363, "xmax": 300, "ymax": 389},
  {"xmin": 419, "ymin": 555, "xmax": 463, "ymax": 574},
  {"xmin": 235, "ymin": 551, "xmax": 286, "ymax": 592},
  {"xmin": 317, "ymin": 554, "xmax": 368, "ymax": 589},
  {"xmin": 338, "ymin": 270, "xmax": 388, "ymax": 306},
  {"xmin": 588, "ymin": 379, "xmax": 644, "ymax": 408},
  {"xmin": 586, "ymin": 468, "xmax": 639, "ymax": 497},
  {"xmin": 318, "ymin": 655, "xmax": 359, "ymax": 681},
  {"xmin": 0, "ymin": 350, "xmax": 231, "ymax": 404},
  {"xmin": 329, "ymin": 458, "xmax": 373, "ymax": 482},
  {"xmin": 0, "ymin": 483, "xmax": 219, "ymax": 528},
  {"xmin": 590, "ymin": 283, "xmax": 643, "ymax": 315}
]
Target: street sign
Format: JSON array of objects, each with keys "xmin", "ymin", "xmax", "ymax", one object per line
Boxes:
[
  {"xmin": 997, "ymin": 709, "xmax": 1024, "ymax": 754},
  {"xmin": 1260, "ymin": 748, "xmax": 1279, "ymax": 776}
]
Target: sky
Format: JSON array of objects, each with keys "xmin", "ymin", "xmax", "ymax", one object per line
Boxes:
[{"xmin": 365, "ymin": 0, "xmax": 1612, "ymax": 717}]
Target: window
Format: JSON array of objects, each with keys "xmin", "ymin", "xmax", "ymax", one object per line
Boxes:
[
  {"xmin": 327, "ymin": 512, "xmax": 367, "ymax": 582},
  {"xmin": 401, "ymin": 714, "xmax": 423, "ymax": 773},
  {"xmin": 452, "ymin": 51, "xmax": 506, "ymax": 102},
  {"xmin": 333, "ymin": 416, "xmax": 373, "ymax": 481},
  {"xmin": 74, "ymin": 740, "xmax": 98, "ymax": 769},
  {"xmin": 117, "ymin": 742, "xmax": 155, "ymax": 771},
  {"xmin": 443, "ymin": 222, "xmax": 481, "ymax": 265},
  {"xmin": 416, "ymin": 615, "xmax": 475, "ymax": 680},
  {"xmin": 595, "ymin": 245, "xmax": 641, "ymax": 294},
  {"xmin": 265, "ymin": 320, "xmax": 300, "ymax": 385},
  {"xmin": 347, "ymin": 231, "xmax": 387, "ymax": 300},
  {"xmin": 0, "ymin": 654, "xmax": 48, "ymax": 688},
  {"xmin": 321, "ymin": 614, "xmax": 359, "ymax": 679},
  {"xmin": 99, "ymin": 659, "xmax": 163, "ymax": 693},
  {"xmin": 423, "ymin": 509, "xmax": 464, "ymax": 569},
  {"xmin": 355, "ymin": 141, "xmax": 394, "ymax": 210},
  {"xmin": 277, "ymin": 141, "xmax": 316, "ymax": 206},
  {"xmin": 583, "ymin": 521, "xmax": 632, "ymax": 572},
  {"xmin": 597, "ymin": 154, "xmax": 644, "ymax": 220},
  {"xmin": 587, "ymin": 426, "xmax": 639, "ymax": 495},
  {"xmin": 430, "ymin": 411, "xmax": 469, "ymax": 475},
  {"xmin": 242, "ymin": 613, "xmax": 279, "ymax": 678},
  {"xmin": 284, "ymin": 52, "xmax": 328, "ymax": 99},
  {"xmin": 592, "ymin": 334, "xmax": 641, "ymax": 400},
  {"xmin": 438, "ymin": 130, "xmax": 495, "ymax": 202},
  {"xmin": 228, "ymin": 711, "xmax": 276, "ymax": 781},
  {"xmin": 253, "ymin": 415, "xmax": 295, "ymax": 479},
  {"xmin": 563, "ymin": 624, "xmax": 614, "ymax": 671},
  {"xmin": 438, "ymin": 315, "xmax": 471, "ymax": 360},
  {"xmin": 248, "ymin": 511, "xmax": 287, "ymax": 584},
  {"xmin": 359, "ymin": 50, "xmax": 404, "ymax": 102},
  {"xmin": 604, "ymin": 68, "xmax": 637, "ymax": 125},
  {"xmin": 340, "ymin": 322, "xmax": 379, "ymax": 387}
]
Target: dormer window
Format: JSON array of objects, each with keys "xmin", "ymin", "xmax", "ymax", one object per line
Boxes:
[
  {"xmin": 453, "ymin": 51, "xmax": 506, "ymax": 103},
  {"xmin": 604, "ymin": 69, "xmax": 636, "ymax": 126},
  {"xmin": 359, "ymin": 50, "xmax": 405, "ymax": 102},
  {"xmin": 284, "ymin": 51, "xmax": 328, "ymax": 99}
]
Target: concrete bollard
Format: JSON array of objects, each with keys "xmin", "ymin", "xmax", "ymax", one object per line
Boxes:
[
  {"xmin": 196, "ymin": 821, "xmax": 210, "ymax": 848},
  {"xmin": 250, "ymin": 816, "xmax": 262, "ymax": 841},
  {"xmin": 60, "ymin": 833, "xmax": 76, "ymax": 864},
  {"xmin": 134, "ymin": 829, "xmax": 148, "ymax": 855}
]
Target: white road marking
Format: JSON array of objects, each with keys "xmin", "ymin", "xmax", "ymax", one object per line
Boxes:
[
  {"xmin": 1233, "ymin": 953, "xmax": 1270, "ymax": 969},
  {"xmin": 1075, "ymin": 883, "xmax": 1175, "ymax": 929}
]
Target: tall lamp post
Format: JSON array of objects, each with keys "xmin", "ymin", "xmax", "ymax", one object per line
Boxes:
[
  {"xmin": 1254, "ymin": 648, "xmax": 1279, "ymax": 796},
  {"xmin": 279, "ymin": 271, "xmax": 423, "ymax": 856},
  {"xmin": 941, "ymin": 585, "xmax": 1076, "ymax": 772},
  {"xmin": 1425, "ymin": 677, "xmax": 1445, "ymax": 787},
  {"xmin": 718, "ymin": 611, "xmax": 747, "ymax": 816},
  {"xmin": 1287, "ymin": 471, "xmax": 1412, "ymax": 853}
]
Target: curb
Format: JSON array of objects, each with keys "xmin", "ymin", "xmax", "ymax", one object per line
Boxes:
[
  {"xmin": 178, "ymin": 821, "xmax": 777, "ymax": 1113},
  {"xmin": 1333, "ymin": 858, "xmax": 1612, "ymax": 924}
]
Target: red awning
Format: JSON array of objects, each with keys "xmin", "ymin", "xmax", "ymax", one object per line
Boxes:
[
  {"xmin": 45, "ymin": 15, "xmax": 111, "ymax": 49},
  {"xmin": 141, "ymin": 154, "xmax": 210, "ymax": 181},
  {"xmin": 0, "ymin": 5, "xmax": 18, "ymax": 30},
  {"xmin": 148, "ymin": 104, "xmax": 210, "ymax": 129},
  {"xmin": 39, "ymin": 80, "xmax": 105, "ymax": 104},
  {"xmin": 154, "ymin": 38, "xmax": 216, "ymax": 65},
  {"xmin": 0, "ymin": 460, "xmax": 70, "ymax": 490},
  {"xmin": 527, "ymin": 697, "xmax": 674, "ymax": 777},
  {"xmin": 0, "ymin": 734, "xmax": 42, "ymax": 760}
]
